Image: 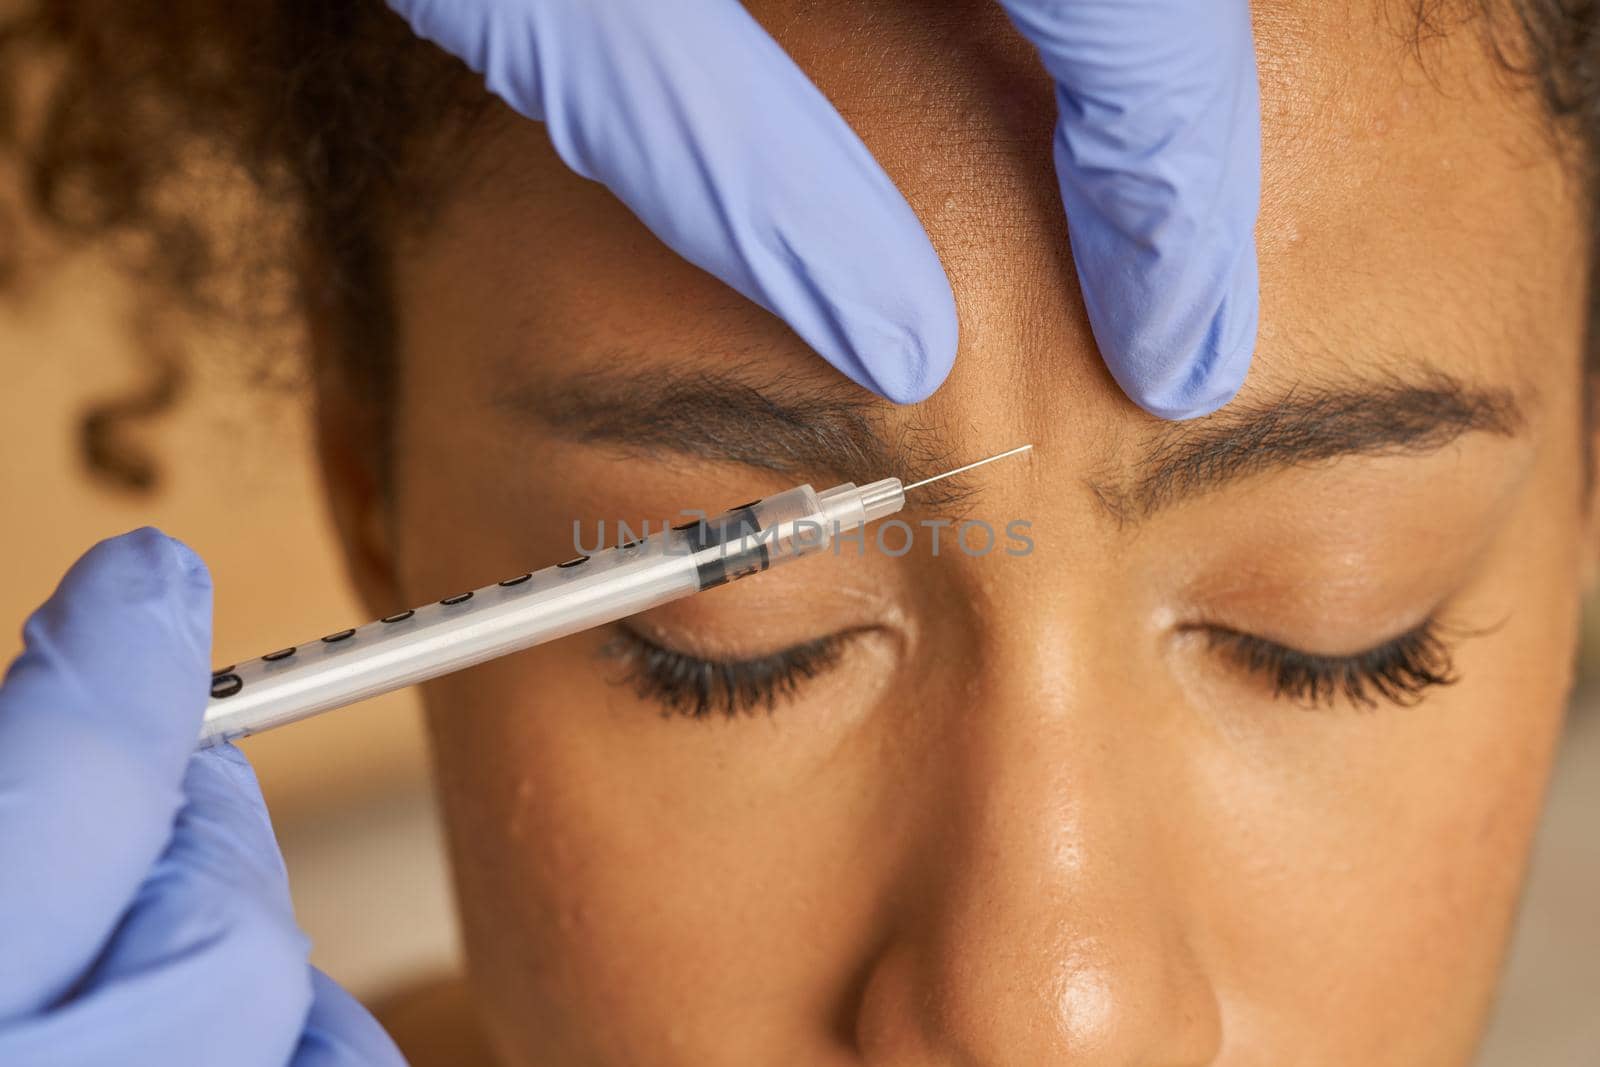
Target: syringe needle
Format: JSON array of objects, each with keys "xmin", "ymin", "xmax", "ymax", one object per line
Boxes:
[{"xmin": 902, "ymin": 444, "xmax": 1033, "ymax": 493}]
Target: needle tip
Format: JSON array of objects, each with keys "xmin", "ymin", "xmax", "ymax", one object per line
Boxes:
[{"xmin": 902, "ymin": 443, "xmax": 1035, "ymax": 493}]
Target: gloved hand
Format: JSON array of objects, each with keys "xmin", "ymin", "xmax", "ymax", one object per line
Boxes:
[
  {"xmin": 386, "ymin": 0, "xmax": 1259, "ymax": 419},
  {"xmin": 0, "ymin": 529, "xmax": 404, "ymax": 1067}
]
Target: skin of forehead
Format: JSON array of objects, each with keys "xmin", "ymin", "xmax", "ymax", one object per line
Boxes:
[
  {"xmin": 425, "ymin": 0, "xmax": 1578, "ymax": 487},
  {"xmin": 742, "ymin": 0, "xmax": 1572, "ymax": 452}
]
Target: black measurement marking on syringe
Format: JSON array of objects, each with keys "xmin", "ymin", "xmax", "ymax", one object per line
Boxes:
[
  {"xmin": 440, "ymin": 592, "xmax": 474, "ymax": 606},
  {"xmin": 210, "ymin": 673, "xmax": 243, "ymax": 699},
  {"xmin": 498, "ymin": 573, "xmax": 533, "ymax": 587},
  {"xmin": 557, "ymin": 556, "xmax": 589, "ymax": 568},
  {"xmin": 322, "ymin": 628, "xmax": 356, "ymax": 643},
  {"xmin": 687, "ymin": 505, "xmax": 770, "ymax": 590},
  {"xmin": 381, "ymin": 609, "xmax": 415, "ymax": 623},
  {"xmin": 263, "ymin": 647, "xmax": 296, "ymax": 662}
]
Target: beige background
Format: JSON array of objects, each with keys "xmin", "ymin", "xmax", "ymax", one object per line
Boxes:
[{"xmin": 1, "ymin": 254, "xmax": 1595, "ymax": 1062}]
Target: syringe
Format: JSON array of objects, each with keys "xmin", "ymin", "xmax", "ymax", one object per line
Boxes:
[{"xmin": 200, "ymin": 444, "xmax": 1033, "ymax": 746}]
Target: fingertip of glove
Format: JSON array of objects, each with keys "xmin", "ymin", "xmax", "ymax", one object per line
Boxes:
[
  {"xmin": 77, "ymin": 527, "xmax": 212, "ymax": 596},
  {"xmin": 1130, "ymin": 359, "xmax": 1248, "ymax": 421},
  {"xmin": 100, "ymin": 529, "xmax": 214, "ymax": 654},
  {"xmin": 19, "ymin": 528, "xmax": 217, "ymax": 712},
  {"xmin": 855, "ymin": 300, "xmax": 959, "ymax": 406},
  {"xmin": 867, "ymin": 354, "xmax": 945, "ymax": 406},
  {"xmin": 1090, "ymin": 229, "xmax": 1260, "ymax": 420},
  {"xmin": 1122, "ymin": 297, "xmax": 1258, "ymax": 421},
  {"xmin": 161, "ymin": 531, "xmax": 212, "ymax": 584}
]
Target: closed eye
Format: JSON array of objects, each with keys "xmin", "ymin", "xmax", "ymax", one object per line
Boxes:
[
  {"xmin": 601, "ymin": 626, "xmax": 854, "ymax": 719},
  {"xmin": 1197, "ymin": 617, "xmax": 1461, "ymax": 709}
]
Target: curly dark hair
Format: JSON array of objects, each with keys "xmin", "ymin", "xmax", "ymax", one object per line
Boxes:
[
  {"xmin": 1, "ymin": 0, "xmax": 489, "ymax": 488},
  {"xmin": 1, "ymin": 1, "xmax": 1597, "ymax": 489}
]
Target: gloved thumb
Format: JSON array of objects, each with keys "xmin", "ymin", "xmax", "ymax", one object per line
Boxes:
[{"xmin": 0, "ymin": 528, "xmax": 213, "ymax": 1019}]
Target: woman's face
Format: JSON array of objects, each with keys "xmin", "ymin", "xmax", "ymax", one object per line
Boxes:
[{"xmin": 323, "ymin": 1, "xmax": 1596, "ymax": 1062}]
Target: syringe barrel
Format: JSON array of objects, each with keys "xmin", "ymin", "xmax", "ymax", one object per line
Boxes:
[
  {"xmin": 694, "ymin": 484, "xmax": 827, "ymax": 586},
  {"xmin": 198, "ymin": 479, "xmax": 902, "ymax": 747}
]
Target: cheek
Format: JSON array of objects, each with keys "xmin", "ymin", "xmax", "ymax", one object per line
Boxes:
[
  {"xmin": 1194, "ymin": 488, "xmax": 1581, "ymax": 1057},
  {"xmin": 421, "ymin": 655, "xmax": 713, "ymax": 1055},
  {"xmin": 420, "ymin": 645, "xmax": 900, "ymax": 1060}
]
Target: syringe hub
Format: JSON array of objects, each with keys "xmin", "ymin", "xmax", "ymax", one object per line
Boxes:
[
  {"xmin": 856, "ymin": 478, "xmax": 906, "ymax": 523},
  {"xmin": 816, "ymin": 478, "xmax": 906, "ymax": 530}
]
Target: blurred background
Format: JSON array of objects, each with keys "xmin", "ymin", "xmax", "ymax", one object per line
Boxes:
[{"xmin": 2, "ymin": 252, "xmax": 1596, "ymax": 1063}]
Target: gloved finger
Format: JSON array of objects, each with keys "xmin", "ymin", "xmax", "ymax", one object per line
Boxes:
[
  {"xmin": 386, "ymin": 0, "xmax": 958, "ymax": 404},
  {"xmin": 0, "ymin": 747, "xmax": 314, "ymax": 1067},
  {"xmin": 290, "ymin": 969, "xmax": 408, "ymax": 1067},
  {"xmin": 998, "ymin": 0, "xmax": 1262, "ymax": 419},
  {"xmin": 0, "ymin": 528, "xmax": 213, "ymax": 1019}
]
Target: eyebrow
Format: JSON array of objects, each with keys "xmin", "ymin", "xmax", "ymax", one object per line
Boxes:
[
  {"xmin": 1088, "ymin": 369, "xmax": 1527, "ymax": 523},
  {"xmin": 496, "ymin": 362, "xmax": 1525, "ymax": 520},
  {"xmin": 491, "ymin": 363, "xmax": 974, "ymax": 506}
]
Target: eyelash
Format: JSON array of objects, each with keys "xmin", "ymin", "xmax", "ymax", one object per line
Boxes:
[
  {"xmin": 603, "ymin": 628, "xmax": 849, "ymax": 719},
  {"xmin": 606, "ymin": 617, "xmax": 1462, "ymax": 719},
  {"xmin": 1201, "ymin": 618, "xmax": 1460, "ymax": 709}
]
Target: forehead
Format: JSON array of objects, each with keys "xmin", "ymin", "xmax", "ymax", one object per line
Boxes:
[
  {"xmin": 743, "ymin": 0, "xmax": 1582, "ymax": 437},
  {"xmin": 402, "ymin": 0, "xmax": 1585, "ymax": 456}
]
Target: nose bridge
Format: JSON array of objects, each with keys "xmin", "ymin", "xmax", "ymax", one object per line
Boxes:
[{"xmin": 853, "ymin": 614, "xmax": 1222, "ymax": 1065}]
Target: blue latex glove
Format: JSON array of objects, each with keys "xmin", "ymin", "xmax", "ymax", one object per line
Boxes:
[
  {"xmin": 387, "ymin": 0, "xmax": 1259, "ymax": 419},
  {"xmin": 0, "ymin": 529, "xmax": 404, "ymax": 1067}
]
